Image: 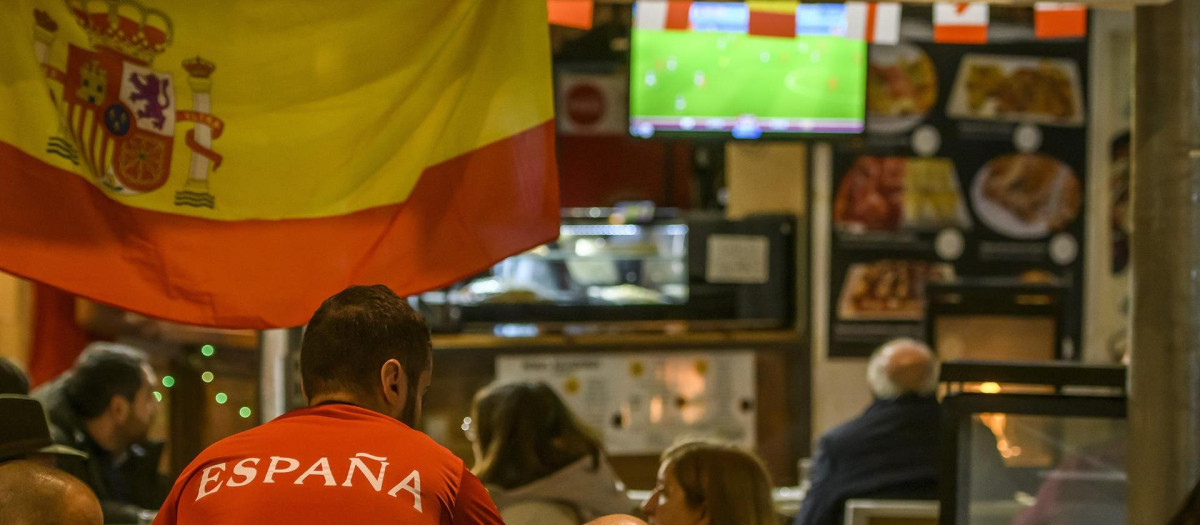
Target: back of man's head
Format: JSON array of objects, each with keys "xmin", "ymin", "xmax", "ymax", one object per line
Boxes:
[
  {"xmin": 867, "ymin": 338, "xmax": 937, "ymax": 399},
  {"xmin": 300, "ymin": 285, "xmax": 431, "ymax": 403},
  {"xmin": 0, "ymin": 459, "xmax": 102, "ymax": 525},
  {"xmin": 64, "ymin": 343, "xmax": 149, "ymax": 420}
]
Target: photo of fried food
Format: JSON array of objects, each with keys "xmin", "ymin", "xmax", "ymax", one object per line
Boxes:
[
  {"xmin": 950, "ymin": 55, "xmax": 1083, "ymax": 126},
  {"xmin": 834, "ymin": 156, "xmax": 970, "ymax": 232},
  {"xmin": 838, "ymin": 260, "xmax": 956, "ymax": 320},
  {"xmin": 973, "ymin": 153, "xmax": 1082, "ymax": 238},
  {"xmin": 868, "ymin": 45, "xmax": 938, "ymax": 119},
  {"xmin": 834, "ymin": 156, "xmax": 906, "ymax": 231}
]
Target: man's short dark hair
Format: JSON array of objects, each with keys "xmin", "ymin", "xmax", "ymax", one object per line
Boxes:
[
  {"xmin": 300, "ymin": 285, "xmax": 431, "ymax": 401},
  {"xmin": 64, "ymin": 343, "xmax": 149, "ymax": 420},
  {"xmin": 0, "ymin": 356, "xmax": 29, "ymax": 395}
]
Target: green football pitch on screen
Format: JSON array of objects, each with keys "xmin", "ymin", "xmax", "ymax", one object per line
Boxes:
[{"xmin": 631, "ymin": 29, "xmax": 867, "ymax": 124}]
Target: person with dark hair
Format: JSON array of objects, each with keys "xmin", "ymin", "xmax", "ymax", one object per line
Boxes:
[
  {"xmin": 153, "ymin": 285, "xmax": 503, "ymax": 524},
  {"xmin": 32, "ymin": 341, "xmax": 166, "ymax": 524},
  {"xmin": 0, "ymin": 355, "xmax": 30, "ymax": 395},
  {"xmin": 470, "ymin": 381, "xmax": 632, "ymax": 523},
  {"xmin": 0, "ymin": 459, "xmax": 103, "ymax": 525},
  {"xmin": 641, "ymin": 440, "xmax": 777, "ymax": 525}
]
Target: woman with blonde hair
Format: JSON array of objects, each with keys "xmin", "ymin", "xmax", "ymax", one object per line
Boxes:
[
  {"xmin": 641, "ymin": 441, "xmax": 777, "ymax": 525},
  {"xmin": 470, "ymin": 381, "xmax": 632, "ymax": 524}
]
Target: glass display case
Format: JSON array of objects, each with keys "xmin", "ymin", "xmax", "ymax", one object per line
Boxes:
[
  {"xmin": 416, "ymin": 208, "xmax": 796, "ymax": 330},
  {"xmin": 454, "ymin": 217, "xmax": 690, "ymax": 308},
  {"xmin": 938, "ymin": 361, "xmax": 1127, "ymax": 525}
]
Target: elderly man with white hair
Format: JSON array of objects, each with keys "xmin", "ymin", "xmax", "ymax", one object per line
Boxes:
[{"xmin": 794, "ymin": 338, "xmax": 941, "ymax": 525}]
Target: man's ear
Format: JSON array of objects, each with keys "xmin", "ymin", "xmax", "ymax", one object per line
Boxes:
[
  {"xmin": 109, "ymin": 395, "xmax": 131, "ymax": 421},
  {"xmin": 379, "ymin": 359, "xmax": 407, "ymax": 410}
]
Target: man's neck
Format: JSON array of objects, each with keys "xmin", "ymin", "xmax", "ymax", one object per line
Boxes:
[
  {"xmin": 308, "ymin": 392, "xmax": 375, "ymax": 411},
  {"xmin": 83, "ymin": 416, "xmax": 125, "ymax": 454}
]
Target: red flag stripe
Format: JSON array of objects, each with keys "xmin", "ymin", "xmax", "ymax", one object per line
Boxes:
[
  {"xmin": 0, "ymin": 121, "xmax": 559, "ymax": 328},
  {"xmin": 1035, "ymin": 6, "xmax": 1087, "ymax": 39},
  {"xmin": 748, "ymin": 10, "xmax": 795, "ymax": 38},
  {"xmin": 866, "ymin": 3, "xmax": 877, "ymax": 43},
  {"xmin": 548, "ymin": 0, "xmax": 594, "ymax": 30},
  {"xmin": 934, "ymin": 25, "xmax": 988, "ymax": 43},
  {"xmin": 665, "ymin": 1, "xmax": 692, "ymax": 30}
]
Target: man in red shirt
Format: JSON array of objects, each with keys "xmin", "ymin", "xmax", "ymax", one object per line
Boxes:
[{"xmin": 153, "ymin": 285, "xmax": 503, "ymax": 524}]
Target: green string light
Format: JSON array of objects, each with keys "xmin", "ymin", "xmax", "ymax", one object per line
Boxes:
[
  {"xmin": 201, "ymin": 344, "xmax": 215, "ymax": 357},
  {"xmin": 239, "ymin": 406, "xmax": 252, "ymax": 419},
  {"xmin": 201, "ymin": 371, "xmax": 214, "ymax": 383},
  {"xmin": 153, "ymin": 392, "xmax": 163, "ymax": 403},
  {"xmin": 215, "ymin": 392, "xmax": 228, "ymax": 405},
  {"xmin": 161, "ymin": 376, "xmax": 175, "ymax": 388}
]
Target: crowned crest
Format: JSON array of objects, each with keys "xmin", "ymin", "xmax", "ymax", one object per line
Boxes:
[
  {"xmin": 33, "ymin": 0, "xmax": 224, "ymax": 208},
  {"xmin": 66, "ymin": 0, "xmax": 173, "ymax": 65}
]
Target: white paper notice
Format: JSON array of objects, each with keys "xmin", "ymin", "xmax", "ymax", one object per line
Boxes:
[
  {"xmin": 705, "ymin": 234, "xmax": 770, "ymax": 284},
  {"xmin": 495, "ymin": 351, "xmax": 757, "ymax": 455}
]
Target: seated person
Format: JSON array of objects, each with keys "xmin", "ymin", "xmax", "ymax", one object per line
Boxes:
[
  {"xmin": 642, "ymin": 440, "xmax": 777, "ymax": 525},
  {"xmin": 795, "ymin": 338, "xmax": 941, "ymax": 525},
  {"xmin": 0, "ymin": 459, "xmax": 103, "ymax": 525},
  {"xmin": 32, "ymin": 342, "xmax": 167, "ymax": 523},
  {"xmin": 470, "ymin": 381, "xmax": 633, "ymax": 524}
]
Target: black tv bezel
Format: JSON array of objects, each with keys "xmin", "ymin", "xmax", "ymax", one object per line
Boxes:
[{"xmin": 625, "ymin": 3, "xmax": 870, "ymax": 141}]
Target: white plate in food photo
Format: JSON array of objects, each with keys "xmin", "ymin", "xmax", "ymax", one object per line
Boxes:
[
  {"xmin": 866, "ymin": 44, "xmax": 939, "ymax": 135},
  {"xmin": 970, "ymin": 153, "xmax": 1082, "ymax": 239},
  {"xmin": 947, "ymin": 54, "xmax": 1084, "ymax": 127}
]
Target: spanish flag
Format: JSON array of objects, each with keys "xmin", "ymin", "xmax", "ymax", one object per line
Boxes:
[
  {"xmin": 0, "ymin": 1, "xmax": 559, "ymax": 328},
  {"xmin": 747, "ymin": 1, "xmax": 798, "ymax": 39}
]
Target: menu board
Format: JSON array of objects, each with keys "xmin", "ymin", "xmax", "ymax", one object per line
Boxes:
[
  {"xmin": 495, "ymin": 351, "xmax": 756, "ymax": 455},
  {"xmin": 821, "ymin": 24, "xmax": 1088, "ymax": 358}
]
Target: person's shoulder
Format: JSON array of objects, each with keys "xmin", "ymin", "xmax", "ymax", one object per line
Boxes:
[
  {"xmin": 180, "ymin": 421, "xmax": 273, "ymax": 468},
  {"xmin": 821, "ymin": 414, "xmax": 870, "ymax": 447},
  {"xmin": 30, "ymin": 378, "xmax": 79, "ymax": 436},
  {"xmin": 308, "ymin": 406, "xmax": 465, "ymax": 467}
]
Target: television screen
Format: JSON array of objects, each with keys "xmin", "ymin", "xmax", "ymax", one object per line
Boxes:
[{"xmin": 630, "ymin": 2, "xmax": 867, "ymax": 138}]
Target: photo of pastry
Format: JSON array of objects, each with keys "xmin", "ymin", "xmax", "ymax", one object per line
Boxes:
[
  {"xmin": 947, "ymin": 55, "xmax": 1084, "ymax": 127},
  {"xmin": 834, "ymin": 156, "xmax": 971, "ymax": 233},
  {"xmin": 971, "ymin": 153, "xmax": 1082, "ymax": 239},
  {"xmin": 837, "ymin": 260, "xmax": 956, "ymax": 321},
  {"xmin": 867, "ymin": 44, "xmax": 938, "ymax": 134}
]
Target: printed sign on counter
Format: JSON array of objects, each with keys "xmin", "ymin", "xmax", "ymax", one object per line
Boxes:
[
  {"xmin": 706, "ymin": 234, "xmax": 771, "ymax": 284},
  {"xmin": 495, "ymin": 351, "xmax": 757, "ymax": 455}
]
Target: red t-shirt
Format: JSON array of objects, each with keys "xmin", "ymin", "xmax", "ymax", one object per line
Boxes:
[{"xmin": 153, "ymin": 404, "xmax": 503, "ymax": 525}]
